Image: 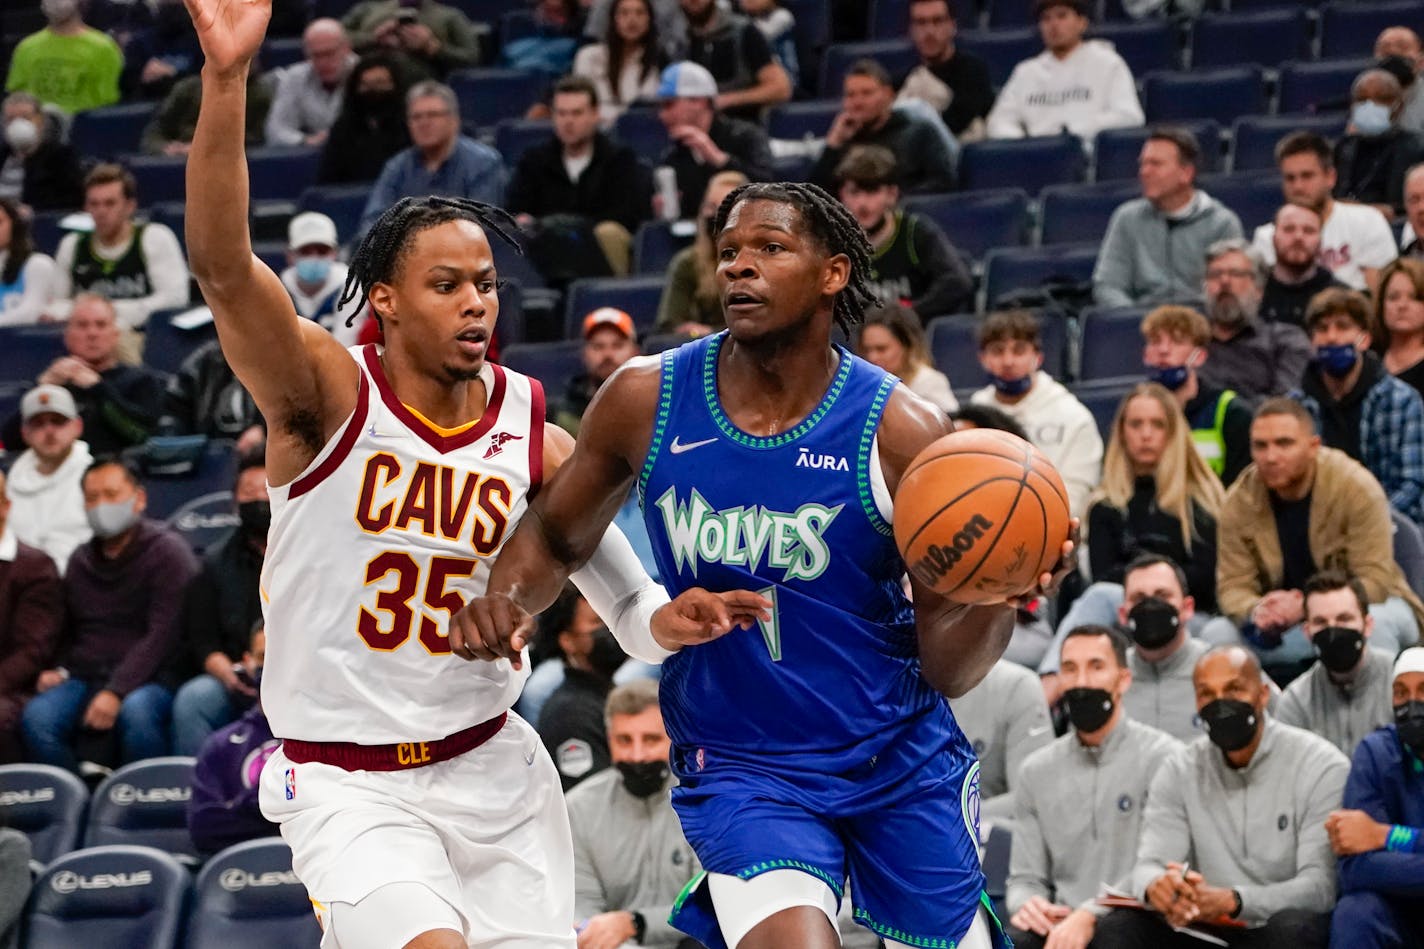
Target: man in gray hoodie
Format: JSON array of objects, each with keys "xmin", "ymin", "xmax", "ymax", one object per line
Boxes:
[
  {"xmin": 1093, "ymin": 126, "xmax": 1243, "ymax": 309},
  {"xmin": 1094, "ymin": 645, "xmax": 1348, "ymax": 948}
]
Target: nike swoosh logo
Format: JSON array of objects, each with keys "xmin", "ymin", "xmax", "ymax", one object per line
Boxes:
[
  {"xmin": 1028, "ymin": 725, "xmax": 1051, "ymax": 737},
  {"xmin": 367, "ymin": 426, "xmax": 398, "ymax": 439},
  {"xmin": 669, "ymin": 436, "xmax": 717, "ymax": 455}
]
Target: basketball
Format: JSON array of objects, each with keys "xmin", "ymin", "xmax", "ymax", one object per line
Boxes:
[{"xmin": 894, "ymin": 429, "xmax": 1071, "ymax": 605}]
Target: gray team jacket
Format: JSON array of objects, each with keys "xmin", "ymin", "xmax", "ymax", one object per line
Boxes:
[
  {"xmin": 1122, "ymin": 639, "xmax": 1209, "ymax": 744},
  {"xmin": 1275, "ymin": 647, "xmax": 1396, "ymax": 758},
  {"xmin": 949, "ymin": 660, "xmax": 1054, "ymax": 822},
  {"xmin": 1129, "ymin": 719, "xmax": 1349, "ymax": 925},
  {"xmin": 1008, "ymin": 716, "xmax": 1181, "ymax": 915}
]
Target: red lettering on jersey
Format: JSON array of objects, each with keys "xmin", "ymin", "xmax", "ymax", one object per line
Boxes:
[
  {"xmin": 438, "ymin": 466, "xmax": 480, "ymax": 542},
  {"xmin": 356, "ymin": 453, "xmax": 402, "ymax": 533},
  {"xmin": 472, "ymin": 477, "xmax": 512, "ymax": 555},
  {"xmin": 394, "ymin": 462, "xmax": 437, "ymax": 535}
]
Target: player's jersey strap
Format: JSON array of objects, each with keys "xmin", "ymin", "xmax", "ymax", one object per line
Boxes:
[
  {"xmin": 640, "ymin": 332, "xmax": 951, "ymax": 778},
  {"xmin": 289, "ymin": 371, "xmax": 371, "ymax": 501}
]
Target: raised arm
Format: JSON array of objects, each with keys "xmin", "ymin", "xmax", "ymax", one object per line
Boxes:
[{"xmin": 183, "ymin": 0, "xmax": 357, "ymax": 484}]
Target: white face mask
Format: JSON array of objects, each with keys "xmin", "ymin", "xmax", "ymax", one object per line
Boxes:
[
  {"xmin": 1352, "ymin": 100, "xmax": 1394, "ymax": 137},
  {"xmin": 4, "ymin": 118, "xmax": 39, "ymax": 153}
]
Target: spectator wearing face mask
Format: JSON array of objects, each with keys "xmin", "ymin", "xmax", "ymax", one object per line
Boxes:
[
  {"xmin": 1336, "ymin": 69, "xmax": 1424, "ymax": 222},
  {"xmin": 0, "ymin": 93, "xmax": 82, "ymax": 212},
  {"xmin": 317, "ymin": 53, "xmax": 413, "ymax": 184},
  {"xmin": 1299, "ymin": 287, "xmax": 1424, "ymax": 524},
  {"xmin": 947, "ymin": 658, "xmax": 1054, "ymax": 824},
  {"xmin": 1276, "ymin": 571, "xmax": 1396, "ymax": 759},
  {"xmin": 1094, "ymin": 646, "xmax": 1349, "ymax": 949},
  {"xmin": 1323, "ymin": 646, "xmax": 1424, "ymax": 949},
  {"xmin": 170, "ymin": 449, "xmax": 269, "ymax": 756},
  {"xmin": 1007, "ymin": 625, "xmax": 1181, "ymax": 949},
  {"xmin": 278, "ymin": 212, "xmax": 364, "ymax": 345}
]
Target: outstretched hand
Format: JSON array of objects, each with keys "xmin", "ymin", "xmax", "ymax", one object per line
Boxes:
[
  {"xmin": 1008, "ymin": 517, "xmax": 1080, "ymax": 609},
  {"xmin": 182, "ymin": 0, "xmax": 271, "ymax": 75},
  {"xmin": 651, "ymin": 588, "xmax": 773, "ymax": 651}
]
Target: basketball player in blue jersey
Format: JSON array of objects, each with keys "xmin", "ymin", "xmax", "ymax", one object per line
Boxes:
[{"xmin": 456, "ymin": 182, "xmax": 1076, "ymax": 949}]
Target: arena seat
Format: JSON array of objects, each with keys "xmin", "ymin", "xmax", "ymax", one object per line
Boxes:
[
  {"xmin": 772, "ymin": 153, "xmax": 815, "ymax": 183},
  {"xmin": 900, "ymin": 188, "xmax": 1030, "ymax": 262},
  {"xmin": 186, "ymin": 838, "xmax": 321, "ymax": 949},
  {"xmin": 643, "ymin": 333, "xmax": 694, "ymax": 354},
  {"xmin": 448, "ymin": 69, "xmax": 549, "ymax": 128},
  {"xmin": 958, "ymin": 135, "xmax": 1086, "ymax": 194},
  {"xmin": 1038, "ymin": 180, "xmax": 1138, "ymax": 246},
  {"xmin": 246, "ymin": 147, "xmax": 322, "ymax": 202},
  {"xmin": 1072, "ymin": 378, "xmax": 1140, "ymax": 440},
  {"xmin": 297, "ymin": 185, "xmax": 372, "ymax": 246},
  {"xmin": 982, "ymin": 824, "xmax": 1013, "ymax": 916},
  {"xmin": 957, "ymin": 29, "xmax": 1040, "ymax": 88},
  {"xmin": 24, "ymin": 845, "xmax": 190, "ymax": 949},
  {"xmin": 499, "ymin": 340, "xmax": 583, "ymax": 397},
  {"xmin": 1078, "ymin": 307, "xmax": 1150, "ymax": 382},
  {"xmin": 818, "ymin": 40, "xmax": 918, "ymax": 97},
  {"xmin": 142, "ymin": 306, "xmax": 218, "ymax": 377},
  {"xmin": 0, "ymin": 764, "xmax": 88, "ymax": 866},
  {"xmin": 491, "ymin": 237, "xmax": 548, "ymax": 290},
  {"xmin": 1277, "ymin": 58, "xmax": 1371, "ymax": 115},
  {"xmin": 85, "ymin": 758, "xmax": 199, "ymax": 867},
  {"xmin": 612, "ymin": 108, "xmax": 669, "ymax": 165},
  {"xmin": 563, "ymin": 276, "xmax": 666, "ymax": 338},
  {"xmin": 981, "ymin": 243, "xmax": 1099, "ymax": 312},
  {"xmin": 985, "ymin": 0, "xmax": 1039, "ymax": 28},
  {"xmin": 1189, "ymin": 9, "xmax": 1311, "ymax": 69},
  {"xmin": 141, "ymin": 443, "xmax": 241, "ymax": 553},
  {"xmin": 927, "ymin": 311, "xmax": 1068, "ymax": 385},
  {"xmin": 1392, "ymin": 509, "xmax": 1424, "ymax": 601},
  {"xmin": 1094, "ymin": 120, "xmax": 1222, "ymax": 182},
  {"xmin": 782, "ymin": 0, "xmax": 831, "ymax": 92},
  {"xmin": 1142, "ymin": 66, "xmax": 1267, "ymax": 125},
  {"xmin": 767, "ymin": 100, "xmax": 840, "ymax": 141},
  {"xmin": 867, "ymin": 0, "xmax": 909, "ymax": 39},
  {"xmin": 260, "ymin": 36, "xmax": 306, "ymax": 70},
  {"xmin": 493, "ymin": 118, "xmax": 552, "ymax": 166},
  {"xmin": 633, "ymin": 220, "xmax": 695, "ymax": 276},
  {"xmin": 0, "ymin": 325, "xmax": 65, "ymax": 386},
  {"xmin": 1090, "ymin": 19, "xmax": 1179, "ymax": 76},
  {"xmin": 127, "ymin": 156, "xmax": 190, "ymax": 205},
  {"xmin": 69, "ymin": 102, "xmax": 157, "ymax": 161},
  {"xmin": 1320, "ymin": 0, "xmax": 1421, "ymax": 60},
  {"xmin": 1196, "ymin": 171, "xmax": 1282, "ymax": 232},
  {"xmin": 1232, "ymin": 114, "xmax": 1348, "ymax": 172}
]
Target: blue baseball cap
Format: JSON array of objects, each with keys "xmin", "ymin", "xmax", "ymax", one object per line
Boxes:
[{"xmin": 657, "ymin": 61, "xmax": 719, "ymax": 100}]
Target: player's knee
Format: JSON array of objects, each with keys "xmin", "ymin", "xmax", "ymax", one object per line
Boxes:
[
  {"xmin": 323, "ymin": 882, "xmax": 464, "ymax": 949},
  {"xmin": 707, "ymin": 870, "xmax": 839, "ymax": 949}
]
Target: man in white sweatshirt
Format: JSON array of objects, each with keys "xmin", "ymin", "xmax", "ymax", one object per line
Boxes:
[
  {"xmin": 985, "ymin": 0, "xmax": 1143, "ymax": 143},
  {"xmin": 4, "ymin": 385, "xmax": 92, "ymax": 573},
  {"xmin": 970, "ymin": 309, "xmax": 1104, "ymax": 517}
]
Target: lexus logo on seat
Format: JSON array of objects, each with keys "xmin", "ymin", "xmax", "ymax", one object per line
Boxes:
[{"xmin": 218, "ymin": 868, "xmax": 301, "ymax": 892}]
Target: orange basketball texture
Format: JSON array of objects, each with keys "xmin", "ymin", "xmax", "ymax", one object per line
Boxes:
[{"xmin": 894, "ymin": 429, "xmax": 1071, "ymax": 604}]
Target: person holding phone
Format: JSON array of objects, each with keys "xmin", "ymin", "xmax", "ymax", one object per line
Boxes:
[{"xmin": 342, "ymin": 0, "xmax": 483, "ymax": 77}]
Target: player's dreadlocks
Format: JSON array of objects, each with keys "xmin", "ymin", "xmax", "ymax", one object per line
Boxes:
[
  {"xmin": 711, "ymin": 181, "xmax": 880, "ymax": 335},
  {"xmin": 338, "ymin": 195, "xmax": 523, "ymax": 327}
]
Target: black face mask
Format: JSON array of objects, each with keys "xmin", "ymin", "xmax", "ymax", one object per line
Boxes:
[
  {"xmin": 589, "ymin": 628, "xmax": 627, "ymax": 682},
  {"xmin": 616, "ymin": 760, "xmax": 670, "ymax": 798},
  {"xmin": 359, "ymin": 91, "xmax": 401, "ymax": 113},
  {"xmin": 1395, "ymin": 701, "xmax": 1424, "ymax": 757},
  {"xmin": 1313, "ymin": 626, "xmax": 1366, "ymax": 675},
  {"xmin": 1200, "ymin": 698, "xmax": 1261, "ymax": 753},
  {"xmin": 1063, "ymin": 687, "xmax": 1115, "ymax": 734},
  {"xmin": 238, "ymin": 500, "xmax": 271, "ymax": 540},
  {"xmin": 1126, "ymin": 597, "xmax": 1181, "ymax": 651}
]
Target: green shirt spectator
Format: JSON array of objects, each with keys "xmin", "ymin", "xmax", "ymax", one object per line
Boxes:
[
  {"xmin": 341, "ymin": 0, "xmax": 483, "ymax": 77},
  {"xmin": 5, "ymin": 25, "xmax": 123, "ymax": 115}
]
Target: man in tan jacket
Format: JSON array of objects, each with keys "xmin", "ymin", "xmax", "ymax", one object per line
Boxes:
[{"xmin": 1202, "ymin": 398, "xmax": 1423, "ymax": 683}]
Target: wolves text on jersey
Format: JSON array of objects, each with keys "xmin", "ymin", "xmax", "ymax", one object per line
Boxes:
[
  {"xmin": 355, "ymin": 452, "xmax": 513, "ymax": 554},
  {"xmin": 654, "ymin": 486, "xmax": 841, "ymax": 583}
]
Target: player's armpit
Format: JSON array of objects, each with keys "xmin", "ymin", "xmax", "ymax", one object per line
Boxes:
[{"xmin": 873, "ymin": 386, "xmax": 955, "ymax": 496}]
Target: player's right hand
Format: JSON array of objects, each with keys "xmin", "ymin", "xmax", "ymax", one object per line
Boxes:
[
  {"xmin": 182, "ymin": 0, "xmax": 272, "ymax": 76},
  {"xmin": 449, "ymin": 592, "xmax": 534, "ymax": 670},
  {"xmin": 650, "ymin": 588, "xmax": 772, "ymax": 651}
]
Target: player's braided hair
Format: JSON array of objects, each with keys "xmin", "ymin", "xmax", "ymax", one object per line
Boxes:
[
  {"xmin": 711, "ymin": 181, "xmax": 880, "ymax": 335},
  {"xmin": 338, "ymin": 195, "xmax": 523, "ymax": 327}
]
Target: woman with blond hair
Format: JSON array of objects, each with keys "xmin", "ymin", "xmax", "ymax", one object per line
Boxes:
[
  {"xmin": 654, "ymin": 169, "xmax": 749, "ymax": 336},
  {"xmin": 1376, "ymin": 256, "xmax": 1424, "ymax": 397},
  {"xmin": 857, "ymin": 303, "xmax": 957, "ymax": 413}
]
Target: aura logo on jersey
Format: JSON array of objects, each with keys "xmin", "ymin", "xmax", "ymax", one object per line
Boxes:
[
  {"xmin": 655, "ymin": 487, "xmax": 841, "ymax": 581},
  {"xmin": 908, "ymin": 514, "xmax": 994, "ymax": 586},
  {"xmin": 355, "ymin": 452, "xmax": 512, "ymax": 554}
]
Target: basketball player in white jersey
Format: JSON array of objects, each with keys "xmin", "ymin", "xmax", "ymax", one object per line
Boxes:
[{"xmin": 180, "ymin": 3, "xmax": 767, "ymax": 947}]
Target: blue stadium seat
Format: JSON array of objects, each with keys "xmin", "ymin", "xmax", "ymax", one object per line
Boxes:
[
  {"xmin": 982, "ymin": 824, "xmax": 1012, "ymax": 916},
  {"xmin": 1197, "ymin": 170, "xmax": 1283, "ymax": 233},
  {"xmin": 1039, "ymin": 180, "xmax": 1139, "ymax": 246},
  {"xmin": 0, "ymin": 764, "xmax": 88, "ymax": 866},
  {"xmin": 958, "ymin": 135, "xmax": 1086, "ymax": 194},
  {"xmin": 927, "ymin": 311, "xmax": 1068, "ymax": 384},
  {"xmin": 982, "ymin": 244, "xmax": 1100, "ymax": 312},
  {"xmin": 448, "ymin": 69, "xmax": 549, "ymax": 127},
  {"xmin": 1392, "ymin": 508, "xmax": 1424, "ymax": 600},
  {"xmin": 1277, "ymin": 58, "xmax": 1371, "ymax": 115},
  {"xmin": 957, "ymin": 29, "xmax": 1040, "ymax": 88},
  {"xmin": 187, "ymin": 839, "xmax": 321, "ymax": 949},
  {"xmin": 772, "ymin": 153, "xmax": 816, "ymax": 183},
  {"xmin": 1321, "ymin": 0, "xmax": 1421, "ymax": 60},
  {"xmin": 767, "ymin": 100, "xmax": 840, "ymax": 141},
  {"xmin": 498, "ymin": 9, "xmax": 539, "ymax": 48},
  {"xmin": 28, "ymin": 211, "xmax": 83, "ymax": 257},
  {"xmin": 145, "ymin": 201, "xmax": 186, "ymax": 249},
  {"xmin": 1091, "ymin": 20, "xmax": 1179, "ymax": 76},
  {"xmin": 499, "ymin": 341, "xmax": 583, "ymax": 397},
  {"xmin": 25, "ymin": 845, "xmax": 190, "ymax": 949},
  {"xmin": 0, "ymin": 325, "xmax": 65, "ymax": 386},
  {"xmin": 85, "ymin": 758, "xmax": 200, "ymax": 867},
  {"xmin": 782, "ymin": 0, "xmax": 831, "ymax": 94},
  {"xmin": 143, "ymin": 307, "xmax": 218, "ymax": 377},
  {"xmin": 633, "ymin": 220, "xmax": 695, "ymax": 275},
  {"xmin": 260, "ymin": 36, "xmax": 306, "ymax": 70},
  {"xmin": 1142, "ymin": 67, "xmax": 1267, "ymax": 125},
  {"xmin": 491, "ymin": 236, "xmax": 546, "ymax": 290},
  {"xmin": 818, "ymin": 40, "xmax": 918, "ymax": 97},
  {"xmin": 563, "ymin": 276, "xmax": 665, "ymax": 338},
  {"xmin": 142, "ymin": 442, "xmax": 241, "ymax": 551},
  {"xmin": 1190, "ymin": 9, "xmax": 1311, "ymax": 69},
  {"xmin": 867, "ymin": 0, "xmax": 908, "ymax": 39},
  {"xmin": 246, "ymin": 147, "xmax": 322, "ymax": 202},
  {"xmin": 1232, "ymin": 114, "xmax": 1348, "ymax": 172},
  {"xmin": 297, "ymin": 184, "xmax": 371, "ymax": 245},
  {"xmin": 252, "ymin": 240, "xmax": 288, "ymax": 275},
  {"xmin": 986, "ymin": 0, "xmax": 1038, "ymax": 28},
  {"xmin": 1079, "ymin": 307, "xmax": 1150, "ymax": 381},
  {"xmin": 900, "ymin": 188, "xmax": 1030, "ymax": 261},
  {"xmin": 69, "ymin": 102, "xmax": 157, "ymax": 160},
  {"xmin": 128, "ymin": 155, "xmax": 190, "ymax": 205},
  {"xmin": 1094, "ymin": 120, "xmax": 1222, "ymax": 181},
  {"xmin": 612, "ymin": 108, "xmax": 669, "ymax": 164},
  {"xmin": 1072, "ymin": 378, "xmax": 1139, "ymax": 440},
  {"xmin": 494, "ymin": 118, "xmax": 553, "ymax": 165},
  {"xmin": 494, "ymin": 279, "xmax": 526, "ymax": 348},
  {"xmin": 643, "ymin": 333, "xmax": 693, "ymax": 354}
]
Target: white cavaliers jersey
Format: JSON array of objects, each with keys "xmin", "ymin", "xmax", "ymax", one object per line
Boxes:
[{"xmin": 261, "ymin": 344, "xmax": 545, "ymax": 743}]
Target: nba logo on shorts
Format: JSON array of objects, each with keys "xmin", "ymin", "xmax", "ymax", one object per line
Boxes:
[
  {"xmin": 284, "ymin": 768, "xmax": 297, "ymax": 801},
  {"xmin": 960, "ymin": 762, "xmax": 982, "ymax": 845},
  {"xmin": 695, "ymin": 748, "xmax": 705, "ymax": 772}
]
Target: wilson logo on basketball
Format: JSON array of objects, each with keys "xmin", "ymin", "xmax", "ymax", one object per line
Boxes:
[{"xmin": 909, "ymin": 514, "xmax": 994, "ymax": 586}]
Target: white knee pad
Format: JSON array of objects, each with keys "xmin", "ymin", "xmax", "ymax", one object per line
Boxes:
[
  {"xmin": 321, "ymin": 881, "xmax": 464, "ymax": 949},
  {"xmin": 707, "ymin": 869, "xmax": 841, "ymax": 949}
]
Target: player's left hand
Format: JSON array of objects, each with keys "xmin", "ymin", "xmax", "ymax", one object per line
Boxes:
[
  {"xmin": 449, "ymin": 592, "xmax": 534, "ymax": 670},
  {"xmin": 1326, "ymin": 809, "xmax": 1390, "ymax": 855},
  {"xmin": 1044, "ymin": 908, "xmax": 1097, "ymax": 949},
  {"xmin": 82, "ymin": 690, "xmax": 121, "ymax": 731},
  {"xmin": 651, "ymin": 588, "xmax": 772, "ymax": 651},
  {"xmin": 575, "ymin": 911, "xmax": 636, "ymax": 949},
  {"xmin": 1008, "ymin": 518, "xmax": 1079, "ymax": 609}
]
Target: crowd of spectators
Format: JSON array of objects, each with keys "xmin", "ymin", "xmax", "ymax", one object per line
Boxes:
[{"xmin": 4, "ymin": 0, "xmax": 1424, "ymax": 945}]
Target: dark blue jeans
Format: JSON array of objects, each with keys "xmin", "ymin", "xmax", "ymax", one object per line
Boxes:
[{"xmin": 21, "ymin": 679, "xmax": 173, "ymax": 773}]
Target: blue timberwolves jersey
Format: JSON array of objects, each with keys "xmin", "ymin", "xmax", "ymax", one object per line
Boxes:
[{"xmin": 640, "ymin": 333, "xmax": 953, "ymax": 778}]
